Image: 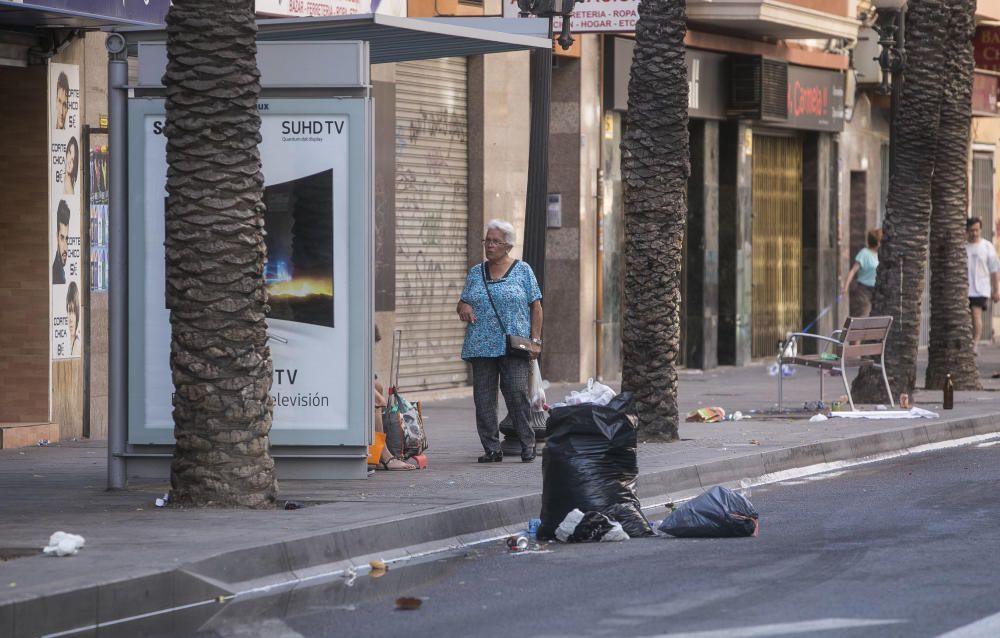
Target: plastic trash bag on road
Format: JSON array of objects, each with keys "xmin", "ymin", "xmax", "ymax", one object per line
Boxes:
[
  {"xmin": 537, "ymin": 392, "xmax": 654, "ymax": 540},
  {"xmin": 659, "ymin": 486, "xmax": 759, "ymax": 538},
  {"xmin": 555, "ymin": 509, "xmax": 629, "ymax": 543}
]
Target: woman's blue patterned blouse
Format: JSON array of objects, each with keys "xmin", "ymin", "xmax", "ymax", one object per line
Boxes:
[{"xmin": 460, "ymin": 260, "xmax": 542, "ymax": 360}]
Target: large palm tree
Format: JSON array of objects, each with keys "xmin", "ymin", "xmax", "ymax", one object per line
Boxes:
[
  {"xmin": 853, "ymin": 0, "xmax": 949, "ymax": 402},
  {"xmin": 620, "ymin": 0, "xmax": 689, "ymax": 440},
  {"xmin": 925, "ymin": 0, "xmax": 979, "ymax": 391},
  {"xmin": 163, "ymin": 0, "xmax": 278, "ymax": 507}
]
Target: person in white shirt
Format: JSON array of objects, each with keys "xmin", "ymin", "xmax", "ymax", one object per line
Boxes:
[{"xmin": 966, "ymin": 217, "xmax": 1000, "ymax": 354}]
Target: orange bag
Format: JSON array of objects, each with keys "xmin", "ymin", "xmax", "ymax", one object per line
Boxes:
[{"xmin": 367, "ymin": 431, "xmax": 386, "ymax": 466}]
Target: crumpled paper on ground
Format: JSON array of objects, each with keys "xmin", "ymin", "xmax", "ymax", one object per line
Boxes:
[{"xmin": 43, "ymin": 531, "xmax": 85, "ymax": 556}]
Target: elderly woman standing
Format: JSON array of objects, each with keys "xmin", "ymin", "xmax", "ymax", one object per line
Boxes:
[{"xmin": 457, "ymin": 219, "xmax": 543, "ymax": 463}]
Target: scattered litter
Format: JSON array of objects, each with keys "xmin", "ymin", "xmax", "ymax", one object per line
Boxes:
[
  {"xmin": 368, "ymin": 559, "xmax": 387, "ymax": 576},
  {"xmin": 538, "ymin": 392, "xmax": 654, "ymax": 540},
  {"xmin": 506, "ymin": 536, "xmax": 529, "ymax": 551},
  {"xmin": 36, "ymin": 439, "xmax": 50, "ymax": 447},
  {"xmin": 830, "ymin": 407, "xmax": 939, "ymax": 420},
  {"xmin": 563, "ymin": 378, "xmax": 617, "ymax": 406},
  {"xmin": 749, "ymin": 439, "xmax": 760, "ymax": 445},
  {"xmin": 724, "ymin": 411, "xmax": 746, "ymax": 422},
  {"xmin": 737, "ymin": 478, "xmax": 753, "ymax": 499},
  {"xmin": 659, "ymin": 486, "xmax": 759, "ymax": 538},
  {"xmin": 527, "ymin": 518, "xmax": 541, "ymax": 539},
  {"xmin": 686, "ymin": 407, "xmax": 725, "ymax": 423},
  {"xmin": 283, "ymin": 501, "xmax": 303, "ymax": 510},
  {"xmin": 154, "ymin": 492, "xmax": 169, "ymax": 508},
  {"xmin": 767, "ymin": 363, "xmax": 795, "ymax": 377},
  {"xmin": 555, "ymin": 509, "xmax": 629, "ymax": 543},
  {"xmin": 395, "ymin": 597, "xmax": 423, "ymax": 611},
  {"xmin": 819, "ymin": 352, "xmax": 839, "ymax": 361},
  {"xmin": 8, "ymin": 583, "xmax": 14, "ymax": 588},
  {"xmin": 43, "ymin": 531, "xmax": 85, "ymax": 557},
  {"xmin": 809, "ymin": 413, "xmax": 828, "ymax": 422},
  {"xmin": 343, "ymin": 567, "xmax": 358, "ymax": 587},
  {"xmin": 876, "ymin": 404, "xmax": 888, "ymax": 411}
]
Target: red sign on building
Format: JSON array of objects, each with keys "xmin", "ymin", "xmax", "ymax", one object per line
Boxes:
[{"xmin": 975, "ymin": 26, "xmax": 1000, "ymax": 72}]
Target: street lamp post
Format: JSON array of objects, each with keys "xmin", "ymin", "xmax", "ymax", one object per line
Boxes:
[
  {"xmin": 514, "ymin": 0, "xmax": 577, "ymax": 294},
  {"xmin": 872, "ymin": 0, "xmax": 908, "ymax": 188}
]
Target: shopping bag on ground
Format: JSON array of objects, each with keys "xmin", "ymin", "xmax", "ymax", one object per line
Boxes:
[
  {"xmin": 659, "ymin": 485, "xmax": 759, "ymax": 538},
  {"xmin": 383, "ymin": 389, "xmax": 428, "ymax": 460},
  {"xmin": 536, "ymin": 392, "xmax": 654, "ymax": 540}
]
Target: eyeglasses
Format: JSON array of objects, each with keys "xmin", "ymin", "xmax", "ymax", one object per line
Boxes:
[{"xmin": 482, "ymin": 239, "xmax": 507, "ymax": 247}]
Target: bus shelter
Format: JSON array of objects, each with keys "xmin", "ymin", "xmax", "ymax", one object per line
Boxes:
[{"xmin": 106, "ymin": 14, "xmax": 550, "ymax": 486}]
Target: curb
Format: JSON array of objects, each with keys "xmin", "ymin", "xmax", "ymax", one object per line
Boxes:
[{"xmin": 6, "ymin": 411, "xmax": 1000, "ymax": 637}]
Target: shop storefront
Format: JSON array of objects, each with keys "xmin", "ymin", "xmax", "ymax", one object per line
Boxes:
[{"xmin": 0, "ymin": 1, "xmax": 167, "ymax": 449}]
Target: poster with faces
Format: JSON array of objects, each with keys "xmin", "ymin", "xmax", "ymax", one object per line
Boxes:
[{"xmin": 49, "ymin": 63, "xmax": 82, "ymax": 360}]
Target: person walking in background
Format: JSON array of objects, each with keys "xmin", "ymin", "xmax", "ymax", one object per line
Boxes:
[
  {"xmin": 966, "ymin": 217, "xmax": 1000, "ymax": 355},
  {"xmin": 842, "ymin": 228, "xmax": 882, "ymax": 317},
  {"xmin": 456, "ymin": 219, "xmax": 543, "ymax": 464}
]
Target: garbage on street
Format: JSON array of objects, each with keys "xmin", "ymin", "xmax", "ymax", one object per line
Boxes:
[
  {"xmin": 659, "ymin": 486, "xmax": 759, "ymax": 538},
  {"xmin": 537, "ymin": 391, "xmax": 654, "ymax": 540}
]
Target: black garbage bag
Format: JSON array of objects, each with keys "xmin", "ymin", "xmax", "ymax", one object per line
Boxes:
[
  {"xmin": 659, "ymin": 486, "xmax": 759, "ymax": 538},
  {"xmin": 536, "ymin": 392, "xmax": 654, "ymax": 540}
]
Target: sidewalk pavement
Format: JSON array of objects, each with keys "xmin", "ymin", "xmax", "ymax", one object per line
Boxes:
[{"xmin": 5, "ymin": 347, "xmax": 1000, "ymax": 637}]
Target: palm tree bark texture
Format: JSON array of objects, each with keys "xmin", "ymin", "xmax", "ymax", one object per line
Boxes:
[
  {"xmin": 621, "ymin": 0, "xmax": 689, "ymax": 440},
  {"xmin": 925, "ymin": 0, "xmax": 979, "ymax": 391},
  {"xmin": 164, "ymin": 0, "xmax": 278, "ymax": 507},
  {"xmin": 852, "ymin": 0, "xmax": 949, "ymax": 403}
]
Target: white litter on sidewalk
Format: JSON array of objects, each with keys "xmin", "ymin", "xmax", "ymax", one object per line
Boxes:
[{"xmin": 829, "ymin": 407, "xmax": 939, "ymax": 419}]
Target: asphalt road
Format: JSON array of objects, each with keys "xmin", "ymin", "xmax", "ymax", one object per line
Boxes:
[{"xmin": 170, "ymin": 442, "xmax": 1000, "ymax": 638}]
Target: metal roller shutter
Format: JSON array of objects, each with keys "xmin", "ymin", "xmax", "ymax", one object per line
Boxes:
[{"xmin": 394, "ymin": 57, "xmax": 470, "ymax": 392}]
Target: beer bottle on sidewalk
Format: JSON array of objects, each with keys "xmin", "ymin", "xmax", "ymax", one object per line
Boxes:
[{"xmin": 943, "ymin": 373, "xmax": 954, "ymax": 410}]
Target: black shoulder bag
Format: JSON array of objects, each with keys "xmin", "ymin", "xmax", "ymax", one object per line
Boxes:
[{"xmin": 482, "ymin": 261, "xmax": 535, "ymax": 359}]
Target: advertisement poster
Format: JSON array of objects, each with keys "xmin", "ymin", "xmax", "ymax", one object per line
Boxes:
[
  {"xmin": 502, "ymin": 0, "xmax": 638, "ymax": 33},
  {"xmin": 89, "ymin": 144, "xmax": 110, "ymax": 292},
  {"xmin": 140, "ymin": 103, "xmax": 352, "ymax": 436},
  {"xmin": 49, "ymin": 63, "xmax": 83, "ymax": 360}
]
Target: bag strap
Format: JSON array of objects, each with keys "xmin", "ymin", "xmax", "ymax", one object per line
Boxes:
[{"xmin": 482, "ymin": 261, "xmax": 512, "ymax": 336}]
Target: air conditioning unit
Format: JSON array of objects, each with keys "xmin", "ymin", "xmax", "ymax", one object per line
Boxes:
[
  {"xmin": 853, "ymin": 26, "xmax": 884, "ymax": 86},
  {"xmin": 728, "ymin": 56, "xmax": 788, "ymax": 121}
]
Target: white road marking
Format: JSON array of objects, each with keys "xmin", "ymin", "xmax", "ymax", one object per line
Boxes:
[
  {"xmin": 637, "ymin": 617, "xmax": 906, "ymax": 638},
  {"xmin": 936, "ymin": 610, "xmax": 1000, "ymax": 637}
]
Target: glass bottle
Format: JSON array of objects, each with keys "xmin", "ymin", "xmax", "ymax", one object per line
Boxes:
[{"xmin": 943, "ymin": 373, "xmax": 954, "ymax": 410}]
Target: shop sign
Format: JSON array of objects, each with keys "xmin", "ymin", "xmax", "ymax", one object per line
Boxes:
[
  {"xmin": 782, "ymin": 65, "xmax": 845, "ymax": 132},
  {"xmin": 975, "ymin": 26, "xmax": 1000, "ymax": 72},
  {"xmin": 130, "ymin": 98, "xmax": 368, "ymax": 445},
  {"xmin": 20, "ymin": 0, "xmax": 168, "ymax": 24},
  {"xmin": 255, "ymin": 0, "xmax": 407, "ymax": 17},
  {"xmin": 973, "ymin": 71, "xmax": 999, "ymax": 115},
  {"xmin": 49, "ymin": 63, "xmax": 83, "ymax": 360},
  {"xmin": 503, "ymin": 0, "xmax": 638, "ymax": 33}
]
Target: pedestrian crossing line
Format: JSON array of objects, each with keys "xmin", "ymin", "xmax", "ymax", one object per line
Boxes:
[{"xmin": 637, "ymin": 617, "xmax": 906, "ymax": 638}]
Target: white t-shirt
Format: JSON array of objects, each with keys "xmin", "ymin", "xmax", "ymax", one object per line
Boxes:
[{"xmin": 967, "ymin": 238, "xmax": 1000, "ymax": 298}]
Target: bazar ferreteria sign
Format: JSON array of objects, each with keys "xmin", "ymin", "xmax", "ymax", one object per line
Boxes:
[
  {"xmin": 782, "ymin": 65, "xmax": 845, "ymax": 132},
  {"xmin": 503, "ymin": 0, "xmax": 638, "ymax": 33},
  {"xmin": 975, "ymin": 26, "xmax": 1000, "ymax": 72}
]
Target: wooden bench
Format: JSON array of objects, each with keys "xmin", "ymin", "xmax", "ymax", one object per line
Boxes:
[{"xmin": 777, "ymin": 315, "xmax": 895, "ymax": 411}]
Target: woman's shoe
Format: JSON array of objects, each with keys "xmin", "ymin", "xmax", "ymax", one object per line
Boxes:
[
  {"xmin": 521, "ymin": 452, "xmax": 536, "ymax": 463},
  {"xmin": 477, "ymin": 451, "xmax": 503, "ymax": 463}
]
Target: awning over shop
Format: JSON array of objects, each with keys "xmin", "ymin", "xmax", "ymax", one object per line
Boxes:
[
  {"xmin": 686, "ymin": 0, "xmax": 859, "ymax": 42},
  {"xmin": 114, "ymin": 14, "xmax": 552, "ymax": 64},
  {"xmin": 0, "ymin": 0, "xmax": 167, "ymax": 28}
]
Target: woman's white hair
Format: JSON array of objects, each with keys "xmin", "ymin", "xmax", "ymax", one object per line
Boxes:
[{"xmin": 485, "ymin": 219, "xmax": 516, "ymax": 246}]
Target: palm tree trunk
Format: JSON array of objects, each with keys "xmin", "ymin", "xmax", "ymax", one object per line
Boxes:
[
  {"xmin": 164, "ymin": 0, "xmax": 278, "ymax": 507},
  {"xmin": 925, "ymin": 0, "xmax": 979, "ymax": 391},
  {"xmin": 852, "ymin": 0, "xmax": 949, "ymax": 402},
  {"xmin": 621, "ymin": 0, "xmax": 688, "ymax": 440}
]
